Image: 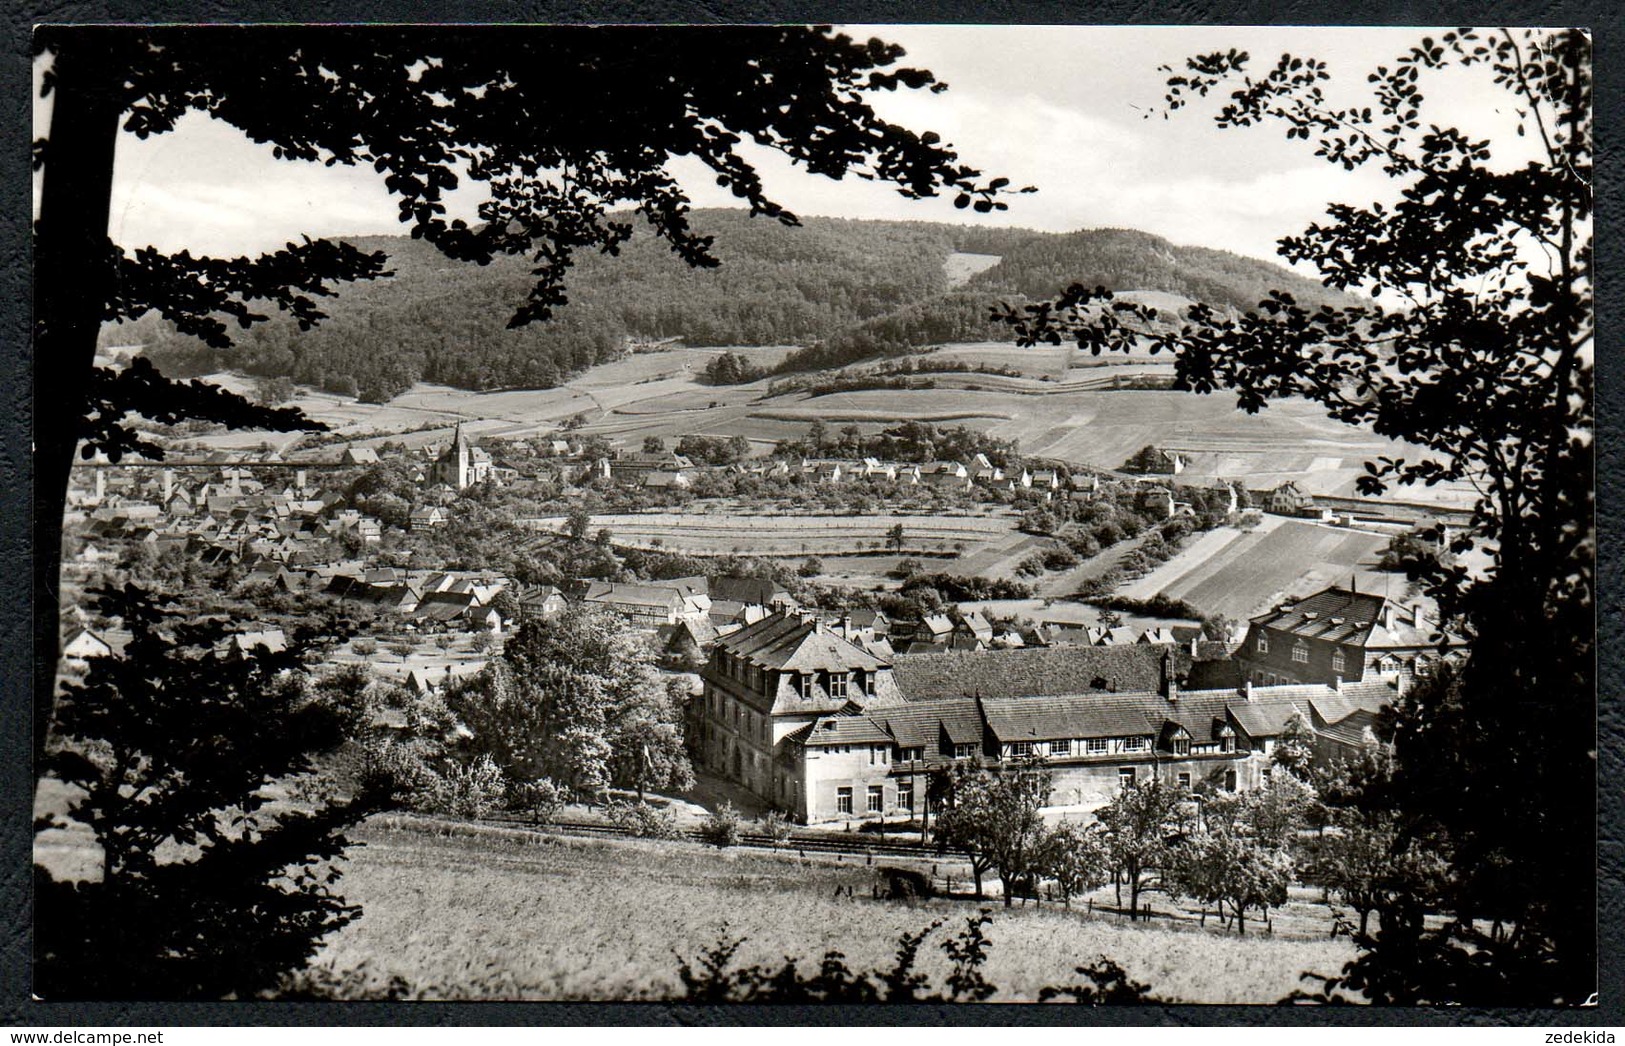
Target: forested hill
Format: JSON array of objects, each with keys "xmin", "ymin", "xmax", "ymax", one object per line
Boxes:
[
  {"xmin": 964, "ymin": 227, "xmax": 1351, "ymax": 311},
  {"xmin": 773, "ymin": 226, "xmax": 1357, "ymax": 374},
  {"xmin": 120, "ymin": 209, "xmax": 1354, "ymax": 398}
]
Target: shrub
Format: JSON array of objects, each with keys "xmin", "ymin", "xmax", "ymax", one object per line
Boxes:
[
  {"xmin": 758, "ymin": 809, "xmax": 794, "ymax": 846},
  {"xmin": 434, "ymin": 754, "xmax": 507, "ymax": 820},
  {"xmin": 607, "ymin": 800, "xmax": 683, "ymax": 840},
  {"xmin": 699, "ymin": 802, "xmax": 743, "ymax": 848},
  {"xmin": 508, "ymin": 777, "xmax": 565, "ymax": 825}
]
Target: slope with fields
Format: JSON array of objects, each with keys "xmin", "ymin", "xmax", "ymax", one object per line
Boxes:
[{"xmin": 1114, "ymin": 516, "xmax": 1394, "ymax": 621}]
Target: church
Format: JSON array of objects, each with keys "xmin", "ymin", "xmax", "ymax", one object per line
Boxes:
[{"xmin": 432, "ymin": 423, "xmax": 494, "ymax": 490}]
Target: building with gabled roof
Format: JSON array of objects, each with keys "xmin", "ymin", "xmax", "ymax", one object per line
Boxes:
[
  {"xmin": 1236, "ymin": 582, "xmax": 1466, "ymax": 687},
  {"xmin": 695, "ymin": 611, "xmax": 905, "ymax": 810}
]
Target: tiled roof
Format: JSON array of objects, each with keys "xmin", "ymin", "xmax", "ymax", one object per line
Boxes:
[
  {"xmin": 1227, "ymin": 697, "xmax": 1310, "ymax": 740},
  {"xmin": 870, "ymin": 699, "xmax": 983, "ymax": 749},
  {"xmin": 892, "ymin": 644, "xmax": 1188, "ymax": 702},
  {"xmin": 800, "ymin": 714, "xmax": 894, "ymax": 746},
  {"xmin": 1309, "ymin": 680, "xmax": 1397, "ymax": 724},
  {"xmin": 717, "ymin": 613, "xmax": 887, "ymax": 673},
  {"xmin": 982, "ymin": 694, "xmax": 1160, "ymax": 742},
  {"xmin": 1162, "ymin": 691, "xmax": 1239, "ymax": 742}
]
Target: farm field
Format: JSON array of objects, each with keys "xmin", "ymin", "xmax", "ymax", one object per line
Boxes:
[
  {"xmin": 310, "ymin": 816, "xmax": 1355, "ymax": 1003},
  {"xmin": 530, "ymin": 511, "xmax": 1021, "ymax": 558},
  {"xmin": 190, "ymin": 348, "xmax": 1474, "ymax": 512},
  {"xmin": 1114, "ymin": 516, "xmax": 1393, "ymax": 621}
]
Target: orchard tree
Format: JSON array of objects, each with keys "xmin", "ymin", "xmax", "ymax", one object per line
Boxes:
[
  {"xmin": 31, "ymin": 23, "xmax": 1029, "ymax": 784},
  {"xmin": 995, "ymin": 28, "xmax": 1592, "ymax": 1004},
  {"xmin": 931, "ymin": 759, "xmax": 1053, "ymax": 907},
  {"xmin": 1166, "ymin": 824, "xmax": 1294, "ymax": 936},
  {"xmin": 1095, "ymin": 779, "xmax": 1183, "ymax": 920},
  {"xmin": 1037, "ymin": 822, "xmax": 1111, "ymax": 908}
]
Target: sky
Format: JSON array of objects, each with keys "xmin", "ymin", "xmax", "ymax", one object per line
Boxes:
[{"xmin": 33, "ymin": 25, "xmax": 1543, "ymax": 269}]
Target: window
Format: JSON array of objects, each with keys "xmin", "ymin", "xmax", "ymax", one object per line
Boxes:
[
  {"xmin": 852, "ymin": 670, "xmax": 866, "ymax": 694},
  {"xmin": 1331, "ymin": 649, "xmax": 1346, "ymax": 674},
  {"xmin": 867, "ymin": 785, "xmax": 884, "ymax": 813},
  {"xmin": 1050, "ymin": 739, "xmax": 1072, "ymax": 757},
  {"xmin": 1291, "ymin": 642, "xmax": 1309, "ymax": 664},
  {"xmin": 798, "ymin": 673, "xmax": 815, "ymax": 699},
  {"xmin": 1262, "ymin": 768, "xmax": 1273, "ymax": 785},
  {"xmin": 1224, "ymin": 769, "xmax": 1238, "ymax": 792},
  {"xmin": 1256, "ymin": 632, "xmax": 1269, "ymax": 654},
  {"xmin": 1118, "ymin": 766, "xmax": 1137, "ymax": 789},
  {"xmin": 899, "ymin": 746, "xmax": 924, "ymax": 763},
  {"xmin": 1171, "ymin": 738, "xmax": 1190, "ymax": 756},
  {"xmin": 1122, "ymin": 736, "xmax": 1147, "ymax": 752},
  {"xmin": 1009, "ymin": 741, "xmax": 1034, "ymax": 758},
  {"xmin": 954, "ymin": 742, "xmax": 979, "ymax": 759},
  {"xmin": 836, "ymin": 787, "xmax": 853, "ymax": 814},
  {"xmin": 1177, "ymin": 772, "xmax": 1192, "ymax": 790},
  {"xmin": 869, "ymin": 744, "xmax": 887, "ymax": 766},
  {"xmin": 1086, "ymin": 738, "xmax": 1108, "ymax": 755},
  {"xmin": 829, "ymin": 672, "xmax": 848, "ymax": 699},
  {"xmin": 898, "ymin": 781, "xmax": 914, "ymax": 811},
  {"xmin": 1220, "ymin": 733, "xmax": 1236, "ymax": 753}
]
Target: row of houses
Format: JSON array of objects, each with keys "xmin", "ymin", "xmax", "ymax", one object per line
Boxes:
[{"xmin": 692, "ymin": 582, "xmax": 1465, "ymax": 823}]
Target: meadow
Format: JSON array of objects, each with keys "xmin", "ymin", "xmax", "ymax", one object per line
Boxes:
[
  {"xmin": 311, "ymin": 815, "xmax": 1355, "ymax": 1003},
  {"xmin": 533, "ymin": 510, "xmax": 1021, "ymax": 559}
]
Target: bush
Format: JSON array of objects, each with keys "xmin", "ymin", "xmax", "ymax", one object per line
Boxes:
[
  {"xmin": 758, "ymin": 809, "xmax": 794, "ymax": 846},
  {"xmin": 797, "ymin": 557, "xmax": 825, "ymax": 578},
  {"xmin": 508, "ymin": 777, "xmax": 565, "ymax": 825},
  {"xmin": 607, "ymin": 800, "xmax": 684, "ymax": 840},
  {"xmin": 434, "ymin": 754, "xmax": 507, "ymax": 819},
  {"xmin": 699, "ymin": 802, "xmax": 743, "ymax": 848}
]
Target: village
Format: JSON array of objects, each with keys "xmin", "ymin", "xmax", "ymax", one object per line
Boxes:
[{"xmin": 58, "ymin": 412, "xmax": 1466, "ymax": 833}]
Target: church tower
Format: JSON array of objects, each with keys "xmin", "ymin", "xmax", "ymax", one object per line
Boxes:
[{"xmin": 452, "ymin": 422, "xmax": 470, "ymax": 490}]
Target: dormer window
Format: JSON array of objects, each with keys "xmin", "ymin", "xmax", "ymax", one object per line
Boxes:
[
  {"xmin": 1331, "ymin": 649, "xmax": 1346, "ymax": 674},
  {"xmin": 1171, "ymin": 737, "xmax": 1191, "ymax": 756},
  {"xmin": 1292, "ymin": 641, "xmax": 1309, "ymax": 664},
  {"xmin": 828, "ymin": 672, "xmax": 848, "ymax": 699},
  {"xmin": 798, "ymin": 673, "xmax": 815, "ymax": 699},
  {"xmin": 852, "ymin": 669, "xmax": 866, "ymax": 694},
  {"xmin": 1257, "ymin": 632, "xmax": 1269, "ymax": 654}
]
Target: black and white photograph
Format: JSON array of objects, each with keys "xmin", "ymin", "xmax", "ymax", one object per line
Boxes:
[{"xmin": 25, "ymin": 20, "xmax": 1597, "ymax": 1011}]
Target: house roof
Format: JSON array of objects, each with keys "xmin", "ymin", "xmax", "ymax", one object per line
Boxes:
[
  {"xmin": 982, "ymin": 694, "xmax": 1160, "ymax": 742},
  {"xmin": 799, "ymin": 714, "xmax": 895, "ymax": 747},
  {"xmin": 1253, "ymin": 585, "xmax": 1461, "ymax": 649},
  {"xmin": 870, "ymin": 698, "xmax": 984, "ymax": 748},
  {"xmin": 582, "ymin": 583, "xmax": 684, "ymax": 611},
  {"xmin": 892, "ymin": 644, "xmax": 1188, "ymax": 702},
  {"xmin": 716, "ymin": 612, "xmax": 888, "ymax": 673}
]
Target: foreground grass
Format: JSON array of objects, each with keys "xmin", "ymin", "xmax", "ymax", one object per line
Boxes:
[{"xmin": 309, "ymin": 815, "xmax": 1354, "ymax": 1003}]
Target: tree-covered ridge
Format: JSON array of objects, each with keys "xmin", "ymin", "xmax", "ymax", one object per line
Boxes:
[
  {"xmin": 963, "ymin": 227, "xmax": 1360, "ymax": 312},
  {"xmin": 123, "ymin": 212, "xmax": 1360, "ymax": 394}
]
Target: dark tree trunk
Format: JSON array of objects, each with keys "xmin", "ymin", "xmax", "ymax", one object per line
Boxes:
[{"xmin": 33, "ymin": 33, "xmax": 124, "ymax": 793}]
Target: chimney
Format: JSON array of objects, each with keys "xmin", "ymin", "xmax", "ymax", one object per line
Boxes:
[
  {"xmin": 1331, "ymin": 674, "xmax": 1341, "ymax": 691},
  {"xmin": 1409, "ymin": 601, "xmax": 1428, "ymax": 630},
  {"xmin": 1161, "ymin": 650, "xmax": 1177, "ymax": 701},
  {"xmin": 161, "ymin": 468, "xmax": 174, "ymax": 501},
  {"xmin": 296, "ymin": 468, "xmax": 308, "ymax": 490},
  {"xmin": 1243, "ymin": 678, "xmax": 1255, "ymax": 701},
  {"xmin": 94, "ymin": 468, "xmax": 105, "ymax": 502}
]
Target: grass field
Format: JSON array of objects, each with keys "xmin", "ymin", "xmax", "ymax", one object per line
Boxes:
[
  {"xmin": 533, "ymin": 511, "xmax": 1021, "ymax": 558},
  {"xmin": 1115, "ymin": 517, "xmax": 1393, "ymax": 620},
  {"xmin": 310, "ymin": 816, "xmax": 1355, "ymax": 1002}
]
